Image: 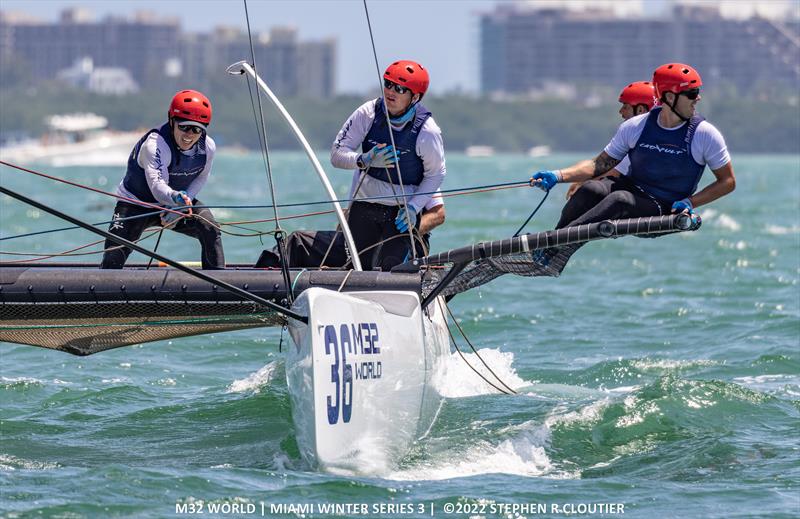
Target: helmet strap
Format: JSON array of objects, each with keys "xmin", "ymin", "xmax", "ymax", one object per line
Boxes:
[{"xmin": 664, "ymin": 93, "xmax": 690, "ymax": 123}]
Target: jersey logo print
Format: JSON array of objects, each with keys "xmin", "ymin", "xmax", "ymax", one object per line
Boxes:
[
  {"xmin": 637, "ymin": 142, "xmax": 686, "ymax": 155},
  {"xmin": 335, "ymin": 119, "xmax": 354, "ymax": 149}
]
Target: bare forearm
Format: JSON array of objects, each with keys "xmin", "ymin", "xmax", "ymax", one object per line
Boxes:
[
  {"xmin": 689, "ymin": 163, "xmax": 736, "ymax": 208},
  {"xmin": 560, "ymin": 154, "xmax": 621, "ymax": 183},
  {"xmin": 689, "ymin": 176, "xmax": 736, "ymax": 208},
  {"xmin": 419, "ymin": 207, "xmax": 445, "ymax": 235}
]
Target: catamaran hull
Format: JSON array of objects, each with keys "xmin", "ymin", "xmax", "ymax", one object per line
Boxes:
[
  {"xmin": 286, "ymin": 288, "xmax": 449, "ymax": 475},
  {"xmin": 0, "ymin": 267, "xmax": 422, "ymax": 355}
]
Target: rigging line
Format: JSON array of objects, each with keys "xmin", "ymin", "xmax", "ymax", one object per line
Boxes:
[
  {"xmin": 0, "ymin": 181, "xmax": 525, "ymax": 244},
  {"xmin": 0, "ymin": 161, "xmax": 527, "ymax": 243},
  {"xmin": 0, "ymin": 208, "xmax": 178, "ymax": 242},
  {"xmin": 0, "ymin": 229, "xmax": 162, "ymax": 262},
  {"xmin": 444, "ymin": 301, "xmax": 518, "ymax": 395},
  {"xmin": 208, "ymin": 180, "xmax": 528, "ymax": 209},
  {"xmin": 201, "ymin": 180, "xmax": 528, "ymax": 209},
  {"xmin": 340, "ymin": 230, "xmax": 428, "ymax": 270},
  {"xmin": 0, "ymin": 160, "xmax": 190, "ymax": 219},
  {"xmin": 145, "ymin": 228, "xmax": 165, "ymax": 270},
  {"xmin": 245, "ymin": 76, "xmax": 270, "ymax": 181},
  {"xmin": 0, "ymin": 179, "xmax": 515, "ymax": 243},
  {"xmin": 207, "ymin": 180, "xmax": 528, "ymax": 209},
  {"xmin": 1, "ymin": 159, "xmax": 528, "ymax": 212},
  {"xmin": 318, "ymin": 168, "xmax": 370, "ymax": 268},
  {"xmin": 242, "ymin": 0, "xmax": 282, "ymax": 230},
  {"xmin": 513, "ymin": 189, "xmax": 549, "ymax": 237},
  {"xmin": 437, "ymin": 298, "xmax": 512, "ymax": 395},
  {"xmin": 0, "ymin": 204, "xmax": 328, "ymax": 244},
  {"xmin": 361, "ymin": 0, "xmax": 417, "ymax": 258},
  {"xmin": 243, "ymin": 0, "xmax": 293, "ymax": 303},
  {"xmin": 0, "ymin": 184, "xmax": 308, "ymax": 324}
]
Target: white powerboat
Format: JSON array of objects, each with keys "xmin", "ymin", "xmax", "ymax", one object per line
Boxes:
[{"xmin": 0, "ymin": 113, "xmax": 140, "ymax": 167}]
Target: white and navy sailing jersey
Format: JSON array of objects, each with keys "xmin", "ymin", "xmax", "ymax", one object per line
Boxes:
[
  {"xmin": 331, "ymin": 99, "xmax": 446, "ymax": 211},
  {"xmin": 117, "ymin": 126, "xmax": 216, "ymax": 206},
  {"xmin": 604, "ymin": 110, "xmax": 729, "ymax": 199}
]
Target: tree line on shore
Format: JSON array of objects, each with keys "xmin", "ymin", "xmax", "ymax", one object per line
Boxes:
[{"xmin": 1, "ymin": 85, "xmax": 798, "ymax": 154}]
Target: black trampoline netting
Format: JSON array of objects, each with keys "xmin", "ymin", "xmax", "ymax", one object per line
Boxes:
[{"xmin": 419, "ymin": 215, "xmax": 699, "ymax": 298}]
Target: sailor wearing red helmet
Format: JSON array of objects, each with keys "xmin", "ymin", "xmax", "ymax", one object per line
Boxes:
[
  {"xmin": 618, "ymin": 81, "xmax": 658, "ymax": 120},
  {"xmin": 100, "ymin": 89, "xmax": 224, "ymax": 269},
  {"xmin": 331, "ymin": 60, "xmax": 446, "ymax": 271},
  {"xmin": 532, "ymin": 63, "xmax": 735, "ymax": 245},
  {"xmin": 566, "ymin": 81, "xmax": 658, "ymax": 200}
]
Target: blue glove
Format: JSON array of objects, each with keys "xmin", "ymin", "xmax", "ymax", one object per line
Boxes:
[
  {"xmin": 671, "ymin": 198, "xmax": 693, "ymax": 214},
  {"xmin": 395, "ymin": 205, "xmax": 418, "ymax": 233},
  {"xmin": 171, "ymin": 190, "xmax": 190, "ymax": 206},
  {"xmin": 162, "ymin": 191, "xmax": 191, "ymax": 227},
  {"xmin": 358, "ymin": 145, "xmax": 397, "ymax": 169},
  {"xmin": 530, "ymin": 170, "xmax": 561, "ymax": 191}
]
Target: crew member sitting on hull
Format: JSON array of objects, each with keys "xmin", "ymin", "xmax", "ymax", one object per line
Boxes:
[
  {"xmin": 330, "ymin": 59, "xmax": 446, "ymax": 271},
  {"xmin": 100, "ymin": 90, "xmax": 224, "ymax": 270},
  {"xmin": 255, "ymin": 194, "xmax": 445, "ymax": 269},
  {"xmin": 566, "ymin": 80, "xmax": 657, "ymax": 200},
  {"xmin": 531, "ymin": 63, "xmax": 735, "ymax": 243}
]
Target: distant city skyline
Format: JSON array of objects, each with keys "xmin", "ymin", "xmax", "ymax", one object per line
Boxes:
[{"xmin": 2, "ymin": 0, "xmax": 798, "ymax": 94}]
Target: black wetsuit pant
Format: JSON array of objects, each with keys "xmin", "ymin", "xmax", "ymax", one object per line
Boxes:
[
  {"xmin": 347, "ymin": 201, "xmax": 420, "ymax": 271},
  {"xmin": 255, "ymin": 228, "xmax": 432, "ymax": 269},
  {"xmin": 99, "ymin": 200, "xmax": 225, "ymax": 269},
  {"xmin": 556, "ymin": 175, "xmax": 670, "ymax": 229}
]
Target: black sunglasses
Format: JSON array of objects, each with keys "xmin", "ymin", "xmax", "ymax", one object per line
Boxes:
[
  {"xmin": 383, "ymin": 79, "xmax": 410, "ymax": 95},
  {"xmin": 680, "ymin": 88, "xmax": 701, "ymax": 100},
  {"xmin": 177, "ymin": 124, "xmax": 203, "ymax": 134}
]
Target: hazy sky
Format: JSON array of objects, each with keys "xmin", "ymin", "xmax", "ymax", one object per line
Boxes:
[{"xmin": 2, "ymin": 0, "xmax": 796, "ymax": 94}]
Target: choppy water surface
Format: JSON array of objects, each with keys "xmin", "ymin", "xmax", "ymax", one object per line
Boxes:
[{"xmin": 1, "ymin": 153, "xmax": 798, "ymax": 518}]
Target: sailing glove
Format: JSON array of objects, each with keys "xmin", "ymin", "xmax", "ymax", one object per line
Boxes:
[
  {"xmin": 358, "ymin": 145, "xmax": 397, "ymax": 169},
  {"xmin": 530, "ymin": 170, "xmax": 562, "ymax": 191},
  {"xmin": 671, "ymin": 198, "xmax": 693, "ymax": 214},
  {"xmin": 395, "ymin": 204, "xmax": 418, "ymax": 233},
  {"xmin": 171, "ymin": 190, "xmax": 191, "ymax": 206},
  {"xmin": 163, "ymin": 191, "xmax": 192, "ymax": 227}
]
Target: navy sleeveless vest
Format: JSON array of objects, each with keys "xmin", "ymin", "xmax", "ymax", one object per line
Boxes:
[
  {"xmin": 361, "ymin": 98, "xmax": 431, "ymax": 186},
  {"xmin": 122, "ymin": 123, "xmax": 207, "ymax": 204},
  {"xmin": 628, "ymin": 107, "xmax": 706, "ymax": 201}
]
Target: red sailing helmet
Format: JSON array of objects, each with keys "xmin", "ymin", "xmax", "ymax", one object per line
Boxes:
[
  {"xmin": 652, "ymin": 63, "xmax": 703, "ymax": 99},
  {"xmin": 383, "ymin": 60, "xmax": 429, "ymax": 95},
  {"xmin": 169, "ymin": 90, "xmax": 212, "ymax": 127},
  {"xmin": 619, "ymin": 81, "xmax": 657, "ymax": 110}
]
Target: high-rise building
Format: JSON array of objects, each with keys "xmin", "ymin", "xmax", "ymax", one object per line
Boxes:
[
  {"xmin": 0, "ymin": 9, "xmax": 337, "ymax": 98},
  {"xmin": 480, "ymin": 3, "xmax": 800, "ymax": 96},
  {"xmin": 0, "ymin": 9, "xmax": 180, "ymax": 89}
]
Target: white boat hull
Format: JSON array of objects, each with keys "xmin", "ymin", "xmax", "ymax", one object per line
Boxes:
[
  {"xmin": 286, "ymin": 288, "xmax": 449, "ymax": 474},
  {"xmin": 0, "ymin": 132, "xmax": 139, "ymax": 167}
]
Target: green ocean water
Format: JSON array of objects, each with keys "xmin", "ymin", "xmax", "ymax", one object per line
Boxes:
[{"xmin": 1, "ymin": 152, "xmax": 799, "ymax": 518}]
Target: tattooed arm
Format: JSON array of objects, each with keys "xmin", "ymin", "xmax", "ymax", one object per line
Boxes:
[{"xmin": 558, "ymin": 152, "xmax": 622, "ymax": 183}]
